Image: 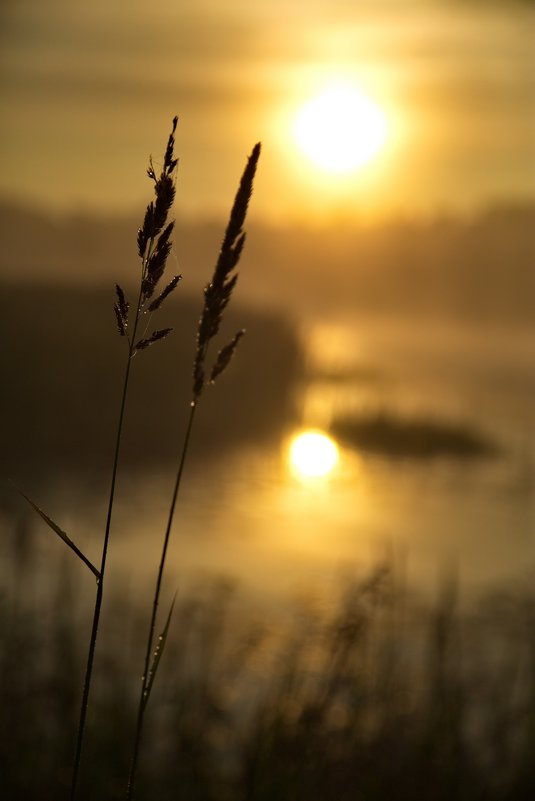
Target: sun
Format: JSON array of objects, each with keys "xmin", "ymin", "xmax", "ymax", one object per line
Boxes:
[
  {"xmin": 289, "ymin": 430, "xmax": 339, "ymax": 479},
  {"xmin": 293, "ymin": 83, "xmax": 388, "ymax": 174}
]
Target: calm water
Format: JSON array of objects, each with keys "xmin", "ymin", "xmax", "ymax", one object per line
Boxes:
[{"xmin": 6, "ymin": 316, "xmax": 535, "ymax": 609}]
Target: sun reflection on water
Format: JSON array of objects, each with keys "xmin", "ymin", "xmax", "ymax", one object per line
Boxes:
[{"xmin": 288, "ymin": 429, "xmax": 339, "ymax": 479}]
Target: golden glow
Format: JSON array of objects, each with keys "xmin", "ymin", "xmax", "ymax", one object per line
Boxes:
[
  {"xmin": 293, "ymin": 83, "xmax": 388, "ymax": 174},
  {"xmin": 289, "ymin": 430, "xmax": 339, "ymax": 479}
]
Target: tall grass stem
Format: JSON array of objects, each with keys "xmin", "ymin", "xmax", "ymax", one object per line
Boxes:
[
  {"xmin": 126, "ymin": 401, "xmax": 197, "ymax": 800},
  {"xmin": 70, "ymin": 284, "xmax": 144, "ymax": 801}
]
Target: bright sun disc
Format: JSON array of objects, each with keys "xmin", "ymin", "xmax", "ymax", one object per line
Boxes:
[
  {"xmin": 289, "ymin": 430, "xmax": 339, "ymax": 478},
  {"xmin": 293, "ymin": 84, "xmax": 388, "ymax": 173}
]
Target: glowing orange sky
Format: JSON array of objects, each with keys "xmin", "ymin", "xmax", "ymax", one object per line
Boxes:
[{"xmin": 1, "ymin": 0, "xmax": 534, "ymax": 222}]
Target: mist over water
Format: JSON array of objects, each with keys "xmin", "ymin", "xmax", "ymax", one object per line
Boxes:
[
  {"xmin": 1, "ymin": 265, "xmax": 532, "ymax": 606},
  {"xmin": 0, "ymin": 199, "xmax": 533, "ymax": 608},
  {"xmin": 90, "ymin": 318, "xmax": 535, "ymax": 603}
]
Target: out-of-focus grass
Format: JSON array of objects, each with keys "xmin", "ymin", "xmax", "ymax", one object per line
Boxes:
[{"xmin": 2, "ymin": 527, "xmax": 534, "ymax": 801}]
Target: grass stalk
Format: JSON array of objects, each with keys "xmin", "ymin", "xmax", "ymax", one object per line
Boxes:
[
  {"xmin": 70, "ymin": 119, "xmax": 180, "ymax": 800},
  {"xmin": 126, "ymin": 142, "xmax": 261, "ymax": 800},
  {"xmin": 70, "ymin": 335, "xmax": 137, "ymax": 800},
  {"xmin": 126, "ymin": 401, "xmax": 197, "ymax": 799}
]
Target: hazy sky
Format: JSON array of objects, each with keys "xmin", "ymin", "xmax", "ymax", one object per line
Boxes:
[{"xmin": 1, "ymin": 0, "xmax": 534, "ymax": 222}]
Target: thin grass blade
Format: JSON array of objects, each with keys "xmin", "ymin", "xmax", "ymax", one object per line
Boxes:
[
  {"xmin": 143, "ymin": 594, "xmax": 177, "ymax": 707},
  {"xmin": 12, "ymin": 483, "xmax": 101, "ymax": 580}
]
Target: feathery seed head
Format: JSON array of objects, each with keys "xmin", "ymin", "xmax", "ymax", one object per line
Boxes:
[
  {"xmin": 210, "ymin": 330, "xmax": 245, "ymax": 384},
  {"xmin": 135, "ymin": 328, "xmax": 173, "ymax": 352},
  {"xmin": 152, "ymin": 174, "xmax": 176, "ymax": 235},
  {"xmin": 114, "ymin": 119, "xmax": 180, "ymax": 343},
  {"xmin": 147, "ymin": 274, "xmax": 182, "ymax": 313},
  {"xmin": 114, "ymin": 305, "xmax": 127, "ymax": 337},
  {"xmin": 164, "ymin": 116, "xmax": 179, "ymax": 173},
  {"xmin": 142, "ymin": 241, "xmax": 172, "ymax": 301},
  {"xmin": 136, "ymin": 117, "xmax": 179, "ymax": 313},
  {"xmin": 192, "ymin": 142, "xmax": 260, "ymax": 401},
  {"xmin": 114, "ymin": 284, "xmax": 129, "ymax": 336}
]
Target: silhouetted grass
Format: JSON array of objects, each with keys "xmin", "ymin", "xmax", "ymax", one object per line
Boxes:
[
  {"xmin": 56, "ymin": 118, "xmax": 181, "ymax": 799},
  {"xmin": 127, "ymin": 142, "xmax": 261, "ymax": 799},
  {"xmin": 5, "ymin": 120, "xmax": 264, "ymax": 799}
]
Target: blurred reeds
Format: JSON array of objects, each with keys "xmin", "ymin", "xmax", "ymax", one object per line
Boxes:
[{"xmin": 2, "ymin": 533, "xmax": 535, "ymax": 801}]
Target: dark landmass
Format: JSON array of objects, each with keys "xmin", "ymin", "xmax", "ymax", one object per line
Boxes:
[
  {"xmin": 332, "ymin": 412, "xmax": 496, "ymax": 460},
  {"xmin": 0, "ymin": 282, "xmax": 301, "ymax": 484}
]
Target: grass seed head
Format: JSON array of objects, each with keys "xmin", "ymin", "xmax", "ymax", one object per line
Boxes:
[
  {"xmin": 148, "ymin": 274, "xmax": 182, "ymax": 313},
  {"xmin": 114, "ymin": 284, "xmax": 129, "ymax": 336},
  {"xmin": 210, "ymin": 329, "xmax": 245, "ymax": 384},
  {"xmin": 136, "ymin": 118, "xmax": 179, "ymax": 311},
  {"xmin": 192, "ymin": 142, "xmax": 260, "ymax": 401},
  {"xmin": 152, "ymin": 174, "xmax": 176, "ymax": 236},
  {"xmin": 163, "ymin": 116, "xmax": 179, "ymax": 172},
  {"xmin": 135, "ymin": 328, "xmax": 173, "ymax": 352}
]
